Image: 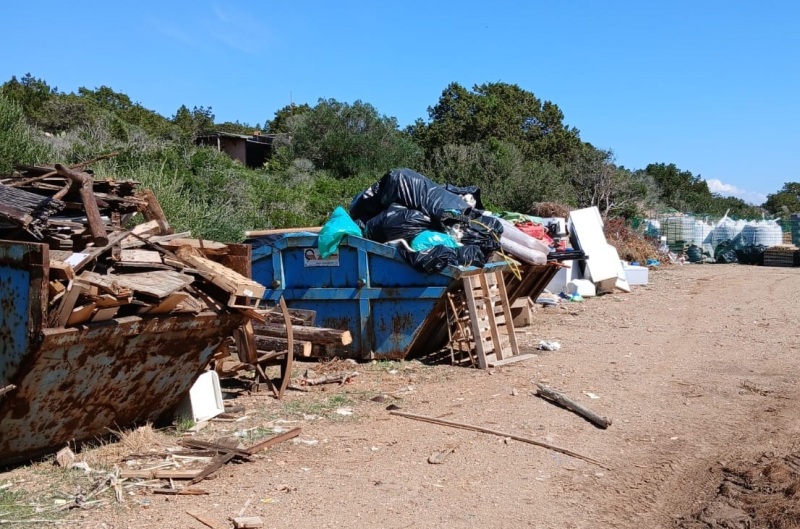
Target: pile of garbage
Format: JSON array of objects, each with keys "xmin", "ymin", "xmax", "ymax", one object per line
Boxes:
[{"xmin": 345, "ymin": 168, "xmax": 554, "ymax": 273}]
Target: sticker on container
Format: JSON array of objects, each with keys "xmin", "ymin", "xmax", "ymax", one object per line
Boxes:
[{"xmin": 303, "ymin": 248, "xmax": 339, "ymax": 267}]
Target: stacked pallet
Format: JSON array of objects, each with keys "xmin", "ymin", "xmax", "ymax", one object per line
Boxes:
[
  {"xmin": 1, "ymin": 162, "xmax": 266, "ymax": 327},
  {"xmin": 764, "ymin": 245, "xmax": 800, "ymax": 267}
]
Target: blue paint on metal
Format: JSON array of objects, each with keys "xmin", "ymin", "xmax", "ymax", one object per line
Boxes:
[
  {"xmin": 0, "ymin": 239, "xmax": 247, "ymax": 466},
  {"xmin": 0, "ymin": 241, "xmax": 46, "ymax": 387},
  {"xmin": 252, "ymin": 234, "xmax": 505, "ymax": 359}
]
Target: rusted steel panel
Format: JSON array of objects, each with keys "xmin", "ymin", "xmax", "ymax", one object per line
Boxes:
[
  {"xmin": 0, "ymin": 240, "xmax": 47, "ymax": 388},
  {"xmin": 0, "ymin": 311, "xmax": 243, "ymax": 466}
]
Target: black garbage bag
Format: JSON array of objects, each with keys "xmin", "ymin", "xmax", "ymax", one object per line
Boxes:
[
  {"xmin": 449, "ymin": 213, "xmax": 503, "ymax": 254},
  {"xmin": 455, "ymin": 244, "xmax": 486, "ymax": 268},
  {"xmin": 735, "ymin": 244, "xmax": 768, "ymax": 265},
  {"xmin": 444, "ymin": 184, "xmax": 485, "ymax": 210},
  {"xmin": 398, "ymin": 244, "xmax": 486, "ymax": 274},
  {"xmin": 686, "ymin": 244, "xmax": 704, "ymax": 263},
  {"xmin": 398, "ymin": 246, "xmax": 457, "ymax": 273},
  {"xmin": 364, "ymin": 204, "xmax": 432, "ymax": 243},
  {"xmin": 349, "ymin": 181, "xmax": 383, "ymax": 222},
  {"xmin": 714, "ymin": 240, "xmax": 738, "ymax": 264},
  {"xmin": 378, "ymin": 168, "xmax": 470, "ymax": 223}
]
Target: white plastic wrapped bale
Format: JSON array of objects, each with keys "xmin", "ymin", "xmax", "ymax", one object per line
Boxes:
[
  {"xmin": 739, "ymin": 220, "xmax": 783, "ymax": 247},
  {"xmin": 711, "ymin": 215, "xmax": 742, "ymax": 250},
  {"xmin": 693, "ymin": 219, "xmax": 714, "ymax": 254},
  {"xmin": 499, "ymin": 235, "xmax": 548, "ymax": 265}
]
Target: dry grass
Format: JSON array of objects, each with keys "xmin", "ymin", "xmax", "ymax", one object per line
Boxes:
[
  {"xmin": 530, "ymin": 202, "xmax": 571, "ymax": 219},
  {"xmin": 603, "ymin": 218, "xmax": 661, "ymax": 264},
  {"xmin": 80, "ymin": 423, "xmax": 173, "ymax": 469}
]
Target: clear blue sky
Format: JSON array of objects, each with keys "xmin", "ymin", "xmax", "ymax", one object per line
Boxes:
[{"xmin": 2, "ymin": 1, "xmax": 797, "ymax": 205}]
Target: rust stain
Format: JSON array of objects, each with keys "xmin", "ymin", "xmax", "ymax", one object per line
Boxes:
[{"xmin": 0, "ymin": 312, "xmax": 244, "ymax": 466}]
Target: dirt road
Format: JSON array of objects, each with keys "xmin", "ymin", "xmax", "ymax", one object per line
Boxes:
[{"xmin": 10, "ymin": 264, "xmax": 800, "ymax": 528}]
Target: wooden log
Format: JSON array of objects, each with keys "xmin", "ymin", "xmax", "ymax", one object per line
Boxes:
[
  {"xmin": 138, "ymin": 188, "xmax": 172, "ymax": 235},
  {"xmin": 389, "ymin": 410, "xmax": 611, "ymax": 470},
  {"xmin": 254, "ymin": 336, "xmax": 312, "ymax": 357},
  {"xmin": 252, "ymin": 324, "xmax": 352, "ymax": 346},
  {"xmin": 535, "ymin": 383, "xmax": 612, "ymax": 429},
  {"xmin": 244, "ymin": 226, "xmax": 321, "ymax": 237},
  {"xmin": 54, "ymin": 164, "xmax": 108, "ymax": 246}
]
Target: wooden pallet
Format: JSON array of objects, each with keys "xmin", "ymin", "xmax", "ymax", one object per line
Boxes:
[{"xmin": 450, "ymin": 270, "xmax": 534, "ymax": 369}]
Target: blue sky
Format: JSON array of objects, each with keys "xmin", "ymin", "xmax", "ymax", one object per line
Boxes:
[{"xmin": 2, "ymin": 1, "xmax": 797, "ymax": 204}]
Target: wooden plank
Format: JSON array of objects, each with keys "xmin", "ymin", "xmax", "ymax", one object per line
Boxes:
[
  {"xmin": 80, "ymin": 270, "xmax": 193, "ymax": 299},
  {"xmin": 234, "ymin": 322, "xmax": 258, "ymax": 364},
  {"xmin": 245, "ymin": 427, "xmax": 301, "ymax": 455},
  {"xmin": 189, "ymin": 450, "xmax": 238, "ymax": 485},
  {"xmin": 49, "ymin": 260, "xmax": 74, "ymax": 281},
  {"xmin": 121, "ymin": 230, "xmax": 192, "ymax": 249},
  {"xmin": 140, "ymin": 292, "xmax": 191, "ymax": 315},
  {"xmin": 479, "ymin": 273, "xmax": 504, "ymax": 361},
  {"xmin": 54, "ymin": 164, "xmax": 108, "ymax": 246},
  {"xmin": 67, "ymin": 302, "xmax": 96, "ymax": 326},
  {"xmin": 120, "ymin": 469, "xmax": 200, "ymax": 479},
  {"xmin": 186, "ymin": 510, "xmax": 226, "ymax": 529},
  {"xmin": 54, "ymin": 283, "xmax": 83, "ymax": 327},
  {"xmin": 90, "ymin": 306, "xmax": 119, "ymax": 322},
  {"xmin": 252, "ymin": 324, "xmax": 352, "ymax": 346},
  {"xmin": 495, "ymin": 270, "xmax": 519, "ymax": 356},
  {"xmin": 162, "ymin": 238, "xmax": 228, "ymax": 254},
  {"xmin": 253, "ymin": 336, "xmax": 312, "ymax": 357},
  {"xmin": 463, "ymin": 277, "xmax": 489, "ymax": 369},
  {"xmin": 233, "ymin": 517, "xmax": 264, "ymax": 529},
  {"xmin": 118, "ymin": 249, "xmax": 163, "ymax": 264},
  {"xmin": 176, "ymin": 247, "xmax": 265, "ymax": 300},
  {"xmin": 244, "ymin": 226, "xmax": 321, "ymax": 237}
]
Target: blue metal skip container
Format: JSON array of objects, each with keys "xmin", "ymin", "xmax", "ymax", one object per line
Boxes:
[{"xmin": 251, "ymin": 234, "xmax": 506, "ymax": 360}]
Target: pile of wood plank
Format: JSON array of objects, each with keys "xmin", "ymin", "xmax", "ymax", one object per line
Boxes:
[{"xmin": 1, "ymin": 161, "xmax": 266, "ymax": 327}]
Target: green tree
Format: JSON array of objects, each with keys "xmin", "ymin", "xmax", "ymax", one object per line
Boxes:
[
  {"xmin": 172, "ymin": 105, "xmax": 215, "ymax": 139},
  {"xmin": 0, "ymin": 73, "xmax": 56, "ymax": 121},
  {"xmin": 411, "ymin": 82, "xmax": 583, "ymax": 165},
  {"xmin": 281, "ymin": 98, "xmax": 422, "ymax": 178},
  {"xmin": 265, "ymin": 103, "xmax": 311, "ymax": 133},
  {"xmin": 764, "ymin": 182, "xmax": 800, "ymax": 215}
]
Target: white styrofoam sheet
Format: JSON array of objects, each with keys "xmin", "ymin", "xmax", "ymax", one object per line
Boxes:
[{"xmin": 568, "ymin": 207, "xmax": 629, "ymax": 292}]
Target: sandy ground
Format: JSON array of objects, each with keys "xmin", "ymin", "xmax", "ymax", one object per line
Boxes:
[{"xmin": 4, "ymin": 263, "xmax": 800, "ymax": 528}]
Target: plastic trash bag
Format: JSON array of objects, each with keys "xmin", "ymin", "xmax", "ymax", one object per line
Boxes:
[
  {"xmin": 318, "ymin": 206, "xmax": 362, "ymax": 258},
  {"xmin": 714, "ymin": 239, "xmax": 738, "ymax": 264},
  {"xmin": 377, "ymin": 168, "xmax": 470, "ymax": 223},
  {"xmin": 410, "ymin": 230, "xmax": 460, "ymax": 252},
  {"xmin": 349, "ymin": 181, "xmax": 383, "ymax": 222},
  {"xmin": 398, "ymin": 244, "xmax": 486, "ymax": 273},
  {"xmin": 363, "ymin": 204, "xmax": 432, "ymax": 243}
]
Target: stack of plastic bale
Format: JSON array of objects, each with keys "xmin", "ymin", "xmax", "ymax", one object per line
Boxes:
[{"xmin": 350, "ymin": 168, "xmax": 549, "ymax": 272}]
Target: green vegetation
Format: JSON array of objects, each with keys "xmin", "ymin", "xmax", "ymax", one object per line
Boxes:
[{"xmin": 0, "ymin": 73, "xmax": 788, "ymax": 243}]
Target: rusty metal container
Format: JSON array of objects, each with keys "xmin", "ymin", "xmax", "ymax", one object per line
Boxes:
[{"xmin": 0, "ymin": 241, "xmax": 245, "ymax": 466}]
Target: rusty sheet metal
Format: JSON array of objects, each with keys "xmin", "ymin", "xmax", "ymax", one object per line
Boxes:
[
  {"xmin": 0, "ymin": 241, "xmax": 48, "ymax": 387},
  {"xmin": 0, "ymin": 311, "xmax": 243, "ymax": 466}
]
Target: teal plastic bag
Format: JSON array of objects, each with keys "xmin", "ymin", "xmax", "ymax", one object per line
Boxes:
[
  {"xmin": 318, "ymin": 207, "xmax": 362, "ymax": 258},
  {"xmin": 410, "ymin": 230, "xmax": 460, "ymax": 252}
]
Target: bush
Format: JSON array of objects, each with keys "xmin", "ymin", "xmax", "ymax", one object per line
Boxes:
[{"xmin": 0, "ymin": 94, "xmax": 52, "ymax": 172}]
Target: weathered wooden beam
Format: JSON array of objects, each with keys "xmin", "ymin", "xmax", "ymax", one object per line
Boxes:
[
  {"xmin": 252, "ymin": 323, "xmax": 352, "ymax": 346},
  {"xmin": 254, "ymin": 336, "xmax": 312, "ymax": 357},
  {"xmin": 535, "ymin": 383, "xmax": 612, "ymax": 429},
  {"xmin": 54, "ymin": 164, "xmax": 108, "ymax": 246}
]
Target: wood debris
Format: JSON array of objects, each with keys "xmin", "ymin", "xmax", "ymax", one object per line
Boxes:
[{"xmin": 0, "ymin": 162, "xmax": 266, "ymax": 328}]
